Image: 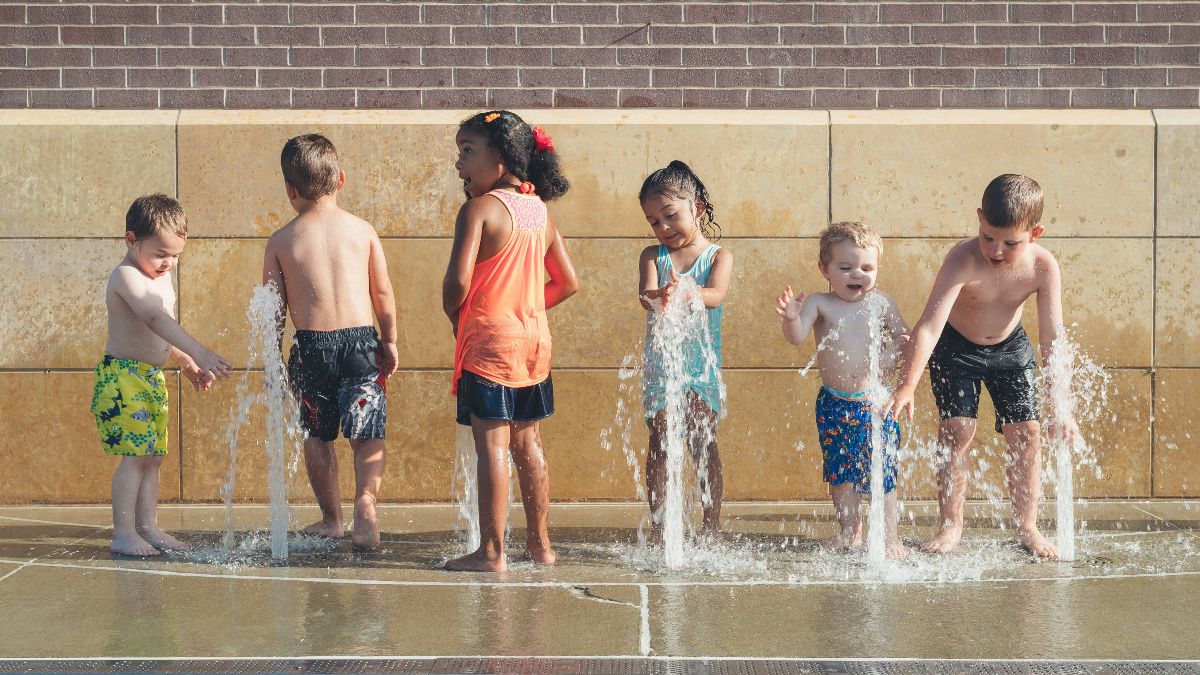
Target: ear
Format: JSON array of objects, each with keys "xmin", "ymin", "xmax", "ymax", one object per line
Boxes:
[
  {"xmin": 336, "ymin": 170, "xmax": 346, "ymax": 191},
  {"xmin": 1029, "ymin": 224, "xmax": 1045, "ymax": 242},
  {"xmin": 284, "ymin": 182, "xmax": 298, "ymax": 201},
  {"xmin": 818, "ymin": 260, "xmax": 830, "ymax": 280},
  {"xmin": 975, "ymin": 207, "xmax": 987, "ymax": 227},
  {"xmin": 124, "ymin": 231, "xmax": 138, "ymax": 247}
]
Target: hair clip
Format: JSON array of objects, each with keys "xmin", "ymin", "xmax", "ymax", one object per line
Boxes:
[
  {"xmin": 532, "ymin": 126, "xmax": 555, "ymax": 152},
  {"xmin": 484, "ymin": 112, "xmax": 501, "ymax": 123},
  {"xmin": 519, "ymin": 181, "xmax": 536, "ymax": 194}
]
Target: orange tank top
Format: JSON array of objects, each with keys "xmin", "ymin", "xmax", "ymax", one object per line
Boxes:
[{"xmin": 451, "ymin": 189, "xmax": 552, "ymax": 394}]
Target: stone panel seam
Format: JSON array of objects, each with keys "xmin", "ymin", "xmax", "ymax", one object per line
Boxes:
[{"xmin": 1149, "ymin": 106, "xmax": 1158, "ymax": 498}]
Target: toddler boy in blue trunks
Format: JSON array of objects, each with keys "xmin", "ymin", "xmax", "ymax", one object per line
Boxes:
[
  {"xmin": 885, "ymin": 174, "xmax": 1080, "ymax": 559},
  {"xmin": 263, "ymin": 134, "xmax": 399, "ymax": 549},
  {"xmin": 777, "ymin": 222, "xmax": 910, "ymax": 559}
]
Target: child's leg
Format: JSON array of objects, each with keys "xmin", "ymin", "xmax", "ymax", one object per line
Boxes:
[
  {"xmin": 348, "ymin": 438, "xmax": 386, "ymax": 549},
  {"xmin": 645, "ymin": 410, "xmax": 668, "ymax": 545},
  {"xmin": 301, "ymin": 437, "xmax": 344, "ymax": 538},
  {"xmin": 884, "ymin": 492, "xmax": 908, "ymax": 559},
  {"xmin": 509, "ymin": 420, "xmax": 555, "ymax": 564},
  {"xmin": 821, "ymin": 482, "xmax": 862, "ymax": 550},
  {"xmin": 133, "ymin": 455, "xmax": 188, "ymax": 550},
  {"xmin": 445, "ymin": 416, "xmax": 511, "ymax": 572},
  {"xmin": 922, "ymin": 416, "xmax": 976, "ymax": 554},
  {"xmin": 686, "ymin": 396, "xmax": 722, "ymax": 536},
  {"xmin": 1003, "ymin": 420, "xmax": 1057, "ymax": 558},
  {"xmin": 111, "ymin": 457, "xmax": 159, "ymax": 556}
]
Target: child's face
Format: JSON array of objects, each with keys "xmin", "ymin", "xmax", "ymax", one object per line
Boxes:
[
  {"xmin": 975, "ymin": 209, "xmax": 1044, "ymax": 268},
  {"xmin": 819, "ymin": 239, "xmax": 879, "ymax": 303},
  {"xmin": 125, "ymin": 230, "xmax": 186, "ymax": 279},
  {"xmin": 642, "ymin": 192, "xmax": 702, "ymax": 250},
  {"xmin": 455, "ymin": 129, "xmax": 506, "ymax": 200}
]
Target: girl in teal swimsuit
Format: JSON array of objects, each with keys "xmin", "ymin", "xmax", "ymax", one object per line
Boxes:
[{"xmin": 637, "ymin": 161, "xmax": 734, "ymax": 544}]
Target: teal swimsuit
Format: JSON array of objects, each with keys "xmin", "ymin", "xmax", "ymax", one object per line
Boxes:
[{"xmin": 642, "ymin": 243, "xmax": 724, "ymax": 418}]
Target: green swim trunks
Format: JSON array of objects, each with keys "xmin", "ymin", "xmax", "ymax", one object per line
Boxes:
[{"xmin": 91, "ymin": 354, "xmax": 168, "ymax": 457}]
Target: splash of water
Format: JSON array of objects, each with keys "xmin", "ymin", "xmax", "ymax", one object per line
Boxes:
[
  {"xmin": 220, "ymin": 378, "xmax": 256, "ymax": 550},
  {"xmin": 863, "ymin": 292, "xmax": 890, "ymax": 572},
  {"xmin": 451, "ymin": 424, "xmax": 480, "ymax": 553},
  {"xmin": 600, "ymin": 354, "xmax": 649, "ymax": 542}
]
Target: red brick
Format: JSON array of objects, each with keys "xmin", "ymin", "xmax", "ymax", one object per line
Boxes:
[
  {"xmin": 878, "ymin": 88, "xmax": 940, "ymax": 109},
  {"xmin": 0, "ymin": 68, "xmax": 58, "ymax": 87},
  {"xmin": 717, "ymin": 67, "xmax": 779, "ymax": 87},
  {"xmin": 780, "ymin": 26, "xmax": 845, "ymax": 45},
  {"xmin": 684, "ymin": 88, "xmax": 747, "ymax": 108},
  {"xmin": 95, "ymin": 5, "xmax": 159, "ymax": 25},
  {"xmin": 1006, "ymin": 88, "xmax": 1069, "ymax": 107},
  {"xmin": 291, "ymin": 47, "xmax": 355, "ymax": 67},
  {"xmin": 912, "ymin": 67, "xmax": 972, "ymax": 87},
  {"xmin": 325, "ymin": 67, "xmax": 388, "ymax": 88},
  {"xmin": 813, "ymin": 47, "xmax": 876, "ymax": 67},
  {"xmin": 619, "ymin": 4, "xmax": 684, "ymax": 24},
  {"xmin": 555, "ymin": 4, "xmax": 619, "ymax": 25},
  {"xmin": 423, "ymin": 88, "xmax": 487, "ymax": 108},
  {"xmin": 880, "ymin": 3, "xmax": 942, "ymax": 23},
  {"xmin": 31, "ymin": 89, "xmax": 93, "ymax": 108},
  {"xmin": 584, "ymin": 25, "xmax": 649, "ymax": 46},
  {"xmin": 878, "ymin": 46, "xmax": 941, "ymax": 66},
  {"xmin": 62, "ymin": 26, "xmax": 125, "ymax": 46},
  {"xmin": 324, "ymin": 27, "xmax": 386, "ymax": 46},
  {"xmin": 620, "ymin": 88, "xmax": 683, "ymax": 107},
  {"xmin": 1041, "ymin": 25, "xmax": 1105, "ymax": 44},
  {"xmin": 194, "ymin": 68, "xmax": 256, "ymax": 87},
  {"xmin": 224, "ymin": 47, "xmax": 288, "ymax": 67},
  {"xmin": 748, "ymin": 88, "xmax": 813, "ymax": 108},
  {"xmin": 555, "ymin": 88, "xmax": 619, "ymax": 107},
  {"xmin": 0, "ymin": 48, "xmax": 24, "ymax": 67},
  {"xmin": 1107, "ymin": 25, "xmax": 1170, "ymax": 44},
  {"xmin": 27, "ymin": 47, "xmax": 90, "ymax": 67},
  {"xmin": 1074, "ymin": 46, "xmax": 1137, "ymax": 65},
  {"xmin": 490, "ymin": 88, "xmax": 554, "ymax": 108},
  {"xmin": 520, "ymin": 26, "xmax": 583, "ymax": 46},
  {"xmin": 128, "ymin": 67, "xmax": 190, "ymax": 87},
  {"xmin": 685, "ymin": 3, "xmax": 749, "ymax": 23},
  {"xmin": 159, "ymin": 5, "xmax": 222, "ymax": 25},
  {"xmin": 260, "ymin": 67, "xmax": 322, "ymax": 88},
  {"xmin": 618, "ymin": 46, "xmax": 682, "ymax": 66},
  {"xmin": 650, "ymin": 25, "xmax": 714, "ymax": 45},
  {"xmin": 388, "ymin": 68, "xmax": 451, "ymax": 87},
  {"xmin": 357, "ymin": 47, "xmax": 420, "ymax": 67},
  {"xmin": 1009, "ymin": 47, "xmax": 1072, "ymax": 65},
  {"xmin": 162, "ymin": 89, "xmax": 225, "ymax": 108},
  {"xmin": 193, "ymin": 27, "xmax": 257, "ymax": 47},
  {"xmin": 224, "ymin": 4, "xmax": 290, "ymax": 25},
  {"xmin": 750, "ymin": 47, "xmax": 813, "ymax": 67},
  {"xmin": 127, "ymin": 26, "xmax": 189, "ymax": 46},
  {"xmin": 27, "ymin": 4, "xmax": 91, "ymax": 25},
  {"xmin": 158, "ymin": 47, "xmax": 223, "ymax": 67},
  {"xmin": 942, "ymin": 47, "xmax": 1005, "ymax": 66},
  {"xmin": 781, "ymin": 67, "xmax": 844, "ymax": 87},
  {"xmin": 1139, "ymin": 46, "xmax": 1200, "ymax": 65},
  {"xmin": 750, "ymin": 3, "xmax": 814, "ymax": 24},
  {"xmin": 1040, "ymin": 67, "xmax": 1104, "ymax": 86},
  {"xmin": 812, "ymin": 88, "xmax": 875, "ymax": 107},
  {"xmin": 554, "ymin": 46, "xmax": 618, "ymax": 66},
  {"xmin": 257, "ymin": 27, "xmax": 321, "ymax": 46},
  {"xmin": 94, "ymin": 48, "xmax": 156, "ymax": 67},
  {"xmin": 453, "ymin": 26, "xmax": 517, "ymax": 46},
  {"xmin": 1011, "ymin": 3, "xmax": 1073, "ymax": 23},
  {"xmin": 943, "ymin": 3, "xmax": 1007, "ymax": 22},
  {"xmin": 912, "ymin": 25, "xmax": 973, "ymax": 45},
  {"xmin": 424, "ymin": 47, "xmax": 487, "ymax": 66},
  {"xmin": 490, "ymin": 4, "xmax": 552, "ymax": 24},
  {"xmin": 1106, "ymin": 67, "xmax": 1168, "ymax": 86},
  {"xmin": 358, "ymin": 89, "xmax": 422, "ymax": 108},
  {"xmin": 716, "ymin": 26, "xmax": 779, "ymax": 45},
  {"xmin": 683, "ymin": 47, "xmax": 747, "ymax": 66},
  {"xmin": 1071, "ymin": 88, "xmax": 1133, "ymax": 107},
  {"xmin": 386, "ymin": 26, "xmax": 452, "ymax": 47},
  {"xmin": 652, "ymin": 67, "xmax": 716, "ymax": 87},
  {"xmin": 1171, "ymin": 25, "xmax": 1200, "ymax": 44},
  {"xmin": 814, "ymin": 3, "xmax": 878, "ymax": 24},
  {"xmin": 0, "ymin": 90, "xmax": 27, "ymax": 107},
  {"xmin": 585, "ymin": 67, "xmax": 649, "ymax": 87},
  {"xmin": 96, "ymin": 89, "xmax": 159, "ymax": 108},
  {"xmin": 1136, "ymin": 88, "xmax": 1199, "ymax": 107},
  {"xmin": 63, "ymin": 68, "xmax": 124, "ymax": 87},
  {"xmin": 0, "ymin": 27, "xmax": 59, "ymax": 46},
  {"xmin": 976, "ymin": 25, "xmax": 1039, "ymax": 45},
  {"xmin": 942, "ymin": 88, "xmax": 1005, "ymax": 107},
  {"xmin": 1138, "ymin": 3, "xmax": 1200, "ymax": 22},
  {"xmin": 226, "ymin": 88, "xmax": 290, "ymax": 108},
  {"xmin": 454, "ymin": 66, "xmax": 518, "ymax": 88},
  {"xmin": 845, "ymin": 26, "xmax": 910, "ymax": 45},
  {"xmin": 0, "ymin": 5, "xmax": 24, "ymax": 23},
  {"xmin": 354, "ymin": 3, "xmax": 421, "ymax": 24},
  {"xmin": 489, "ymin": 47, "xmax": 554, "ymax": 66},
  {"xmin": 846, "ymin": 67, "xmax": 908, "ymax": 87},
  {"xmin": 1074, "ymin": 3, "xmax": 1137, "ymax": 22},
  {"xmin": 291, "ymin": 4, "xmax": 354, "ymax": 25},
  {"xmin": 424, "ymin": 4, "xmax": 487, "ymax": 25},
  {"xmin": 1170, "ymin": 67, "xmax": 1200, "ymax": 85},
  {"xmin": 520, "ymin": 67, "xmax": 583, "ymax": 87}
]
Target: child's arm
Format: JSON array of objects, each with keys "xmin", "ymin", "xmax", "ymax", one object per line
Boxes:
[
  {"xmin": 1034, "ymin": 251, "xmax": 1080, "ymax": 444},
  {"xmin": 638, "ymin": 246, "xmax": 660, "ymax": 311},
  {"xmin": 367, "ymin": 228, "xmax": 399, "ymax": 378},
  {"xmin": 261, "ymin": 238, "xmax": 289, "ymax": 349},
  {"xmin": 776, "ymin": 286, "xmax": 818, "ymax": 345},
  {"xmin": 112, "ymin": 267, "xmax": 231, "ymax": 381},
  {"xmin": 699, "ymin": 248, "xmax": 732, "ymax": 309},
  {"xmin": 882, "ymin": 292, "xmax": 912, "ymax": 384},
  {"xmin": 543, "ymin": 212, "xmax": 579, "ymax": 310},
  {"xmin": 169, "ymin": 346, "xmax": 211, "ymax": 391},
  {"xmin": 442, "ymin": 200, "xmax": 486, "ymax": 331}
]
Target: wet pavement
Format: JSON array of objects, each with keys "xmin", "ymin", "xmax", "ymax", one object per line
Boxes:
[{"xmin": 0, "ymin": 501, "xmax": 1198, "ymax": 665}]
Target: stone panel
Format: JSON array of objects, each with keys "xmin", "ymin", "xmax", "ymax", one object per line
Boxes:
[
  {"xmin": 1153, "ymin": 369, "xmax": 1200, "ymax": 498},
  {"xmin": 1155, "ymin": 109, "xmax": 1200, "ymax": 237},
  {"xmin": 1155, "ymin": 238, "xmax": 1200, "ymax": 367},
  {"xmin": 831, "ymin": 110, "xmax": 1154, "ymax": 238},
  {"xmin": 0, "ymin": 110, "xmax": 177, "ymax": 238}
]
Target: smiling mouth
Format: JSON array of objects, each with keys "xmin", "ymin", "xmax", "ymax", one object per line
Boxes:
[{"xmin": 847, "ymin": 284, "xmax": 863, "ymax": 290}]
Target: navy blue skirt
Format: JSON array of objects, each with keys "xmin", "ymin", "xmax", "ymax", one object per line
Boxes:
[{"xmin": 456, "ymin": 370, "xmax": 554, "ymax": 426}]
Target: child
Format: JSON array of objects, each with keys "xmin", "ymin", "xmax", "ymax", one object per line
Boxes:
[
  {"xmin": 884, "ymin": 174, "xmax": 1080, "ymax": 559},
  {"xmin": 93, "ymin": 194, "xmax": 231, "ymax": 556},
  {"xmin": 443, "ymin": 110, "xmax": 578, "ymax": 572},
  {"xmin": 638, "ymin": 161, "xmax": 732, "ymax": 543},
  {"xmin": 262, "ymin": 134, "xmax": 399, "ymax": 550},
  {"xmin": 776, "ymin": 221, "xmax": 909, "ymax": 559}
]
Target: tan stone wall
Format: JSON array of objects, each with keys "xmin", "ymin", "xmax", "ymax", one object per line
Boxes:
[{"xmin": 1, "ymin": 109, "xmax": 1195, "ymax": 503}]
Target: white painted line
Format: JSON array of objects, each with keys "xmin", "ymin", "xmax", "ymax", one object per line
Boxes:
[
  {"xmin": 638, "ymin": 584, "xmax": 651, "ymax": 657},
  {"xmin": 0, "ymin": 514, "xmax": 113, "ymax": 528},
  {"xmin": 0, "ymin": 526, "xmax": 111, "ymax": 585},
  {"xmin": 1130, "ymin": 504, "xmax": 1200, "ymax": 541},
  {"xmin": 2, "ymin": 655, "xmax": 1198, "ymax": 664}
]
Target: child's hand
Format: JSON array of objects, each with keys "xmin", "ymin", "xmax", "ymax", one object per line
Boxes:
[
  {"xmin": 182, "ymin": 360, "xmax": 213, "ymax": 391},
  {"xmin": 641, "ymin": 269, "xmax": 682, "ymax": 309},
  {"xmin": 883, "ymin": 387, "xmax": 915, "ymax": 423},
  {"xmin": 194, "ymin": 349, "xmax": 232, "ymax": 383},
  {"xmin": 1047, "ymin": 416, "xmax": 1081, "ymax": 446},
  {"xmin": 775, "ymin": 285, "xmax": 805, "ymax": 321},
  {"xmin": 378, "ymin": 341, "xmax": 399, "ymax": 379}
]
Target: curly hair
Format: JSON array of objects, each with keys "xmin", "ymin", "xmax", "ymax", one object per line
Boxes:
[
  {"xmin": 638, "ymin": 160, "xmax": 721, "ymax": 242},
  {"xmin": 458, "ymin": 110, "xmax": 569, "ymax": 202}
]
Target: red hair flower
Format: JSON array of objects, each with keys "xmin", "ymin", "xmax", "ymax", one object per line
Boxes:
[{"xmin": 532, "ymin": 126, "xmax": 555, "ymax": 153}]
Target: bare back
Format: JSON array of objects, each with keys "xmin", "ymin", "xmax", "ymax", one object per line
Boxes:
[{"xmin": 943, "ymin": 238, "xmax": 1050, "ymax": 345}]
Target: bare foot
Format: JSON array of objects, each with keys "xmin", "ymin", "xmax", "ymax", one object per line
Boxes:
[
  {"xmin": 302, "ymin": 520, "xmax": 345, "ymax": 539},
  {"xmin": 647, "ymin": 527, "xmax": 664, "ymax": 547},
  {"xmin": 920, "ymin": 525, "xmax": 963, "ymax": 554},
  {"xmin": 111, "ymin": 533, "xmax": 161, "ymax": 557},
  {"xmin": 1017, "ymin": 526, "xmax": 1058, "ymax": 559},
  {"xmin": 445, "ymin": 550, "xmax": 507, "ymax": 573},
  {"xmin": 820, "ymin": 532, "xmax": 863, "ymax": 551},
  {"xmin": 886, "ymin": 538, "xmax": 910, "ymax": 560},
  {"xmin": 137, "ymin": 527, "xmax": 190, "ymax": 551},
  {"xmin": 351, "ymin": 495, "xmax": 380, "ymax": 550},
  {"xmin": 526, "ymin": 539, "xmax": 556, "ymax": 565}
]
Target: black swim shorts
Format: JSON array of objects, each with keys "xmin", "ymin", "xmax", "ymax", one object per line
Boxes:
[
  {"xmin": 456, "ymin": 369, "xmax": 554, "ymax": 427},
  {"xmin": 928, "ymin": 322, "xmax": 1039, "ymax": 433},
  {"xmin": 287, "ymin": 326, "xmax": 386, "ymax": 442}
]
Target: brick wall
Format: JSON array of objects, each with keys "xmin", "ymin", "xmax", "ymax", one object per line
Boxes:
[{"xmin": 1, "ymin": 2, "xmax": 1198, "ymax": 110}]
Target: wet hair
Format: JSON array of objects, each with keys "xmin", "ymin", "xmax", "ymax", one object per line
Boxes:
[
  {"xmin": 981, "ymin": 174, "xmax": 1043, "ymax": 231},
  {"xmin": 818, "ymin": 221, "xmax": 882, "ymax": 266},
  {"xmin": 281, "ymin": 133, "xmax": 341, "ymax": 201},
  {"xmin": 126, "ymin": 193, "xmax": 187, "ymax": 240},
  {"xmin": 458, "ymin": 110, "xmax": 569, "ymax": 202},
  {"xmin": 638, "ymin": 160, "xmax": 721, "ymax": 242}
]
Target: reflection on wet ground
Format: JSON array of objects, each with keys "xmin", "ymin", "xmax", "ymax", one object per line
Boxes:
[{"xmin": 0, "ymin": 501, "xmax": 1197, "ymax": 664}]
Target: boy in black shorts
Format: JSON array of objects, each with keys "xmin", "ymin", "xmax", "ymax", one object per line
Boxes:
[{"xmin": 884, "ymin": 174, "xmax": 1080, "ymax": 559}]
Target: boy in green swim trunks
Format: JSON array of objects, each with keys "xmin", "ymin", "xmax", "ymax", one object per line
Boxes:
[{"xmin": 92, "ymin": 194, "xmax": 231, "ymax": 556}]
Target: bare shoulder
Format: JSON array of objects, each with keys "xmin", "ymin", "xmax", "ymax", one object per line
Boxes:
[
  {"xmin": 1030, "ymin": 242, "xmax": 1060, "ymax": 273},
  {"xmin": 937, "ymin": 238, "xmax": 979, "ymax": 278},
  {"xmin": 713, "ymin": 246, "xmax": 732, "ymax": 264},
  {"xmin": 109, "ymin": 262, "xmax": 145, "ymax": 291},
  {"xmin": 345, "ymin": 210, "xmax": 381, "ymax": 242},
  {"xmin": 639, "ymin": 244, "xmax": 660, "ymax": 263},
  {"xmin": 265, "ymin": 219, "xmax": 297, "ymax": 247}
]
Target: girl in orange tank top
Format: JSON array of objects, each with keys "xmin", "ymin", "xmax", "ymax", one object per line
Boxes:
[{"xmin": 441, "ymin": 110, "xmax": 579, "ymax": 573}]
